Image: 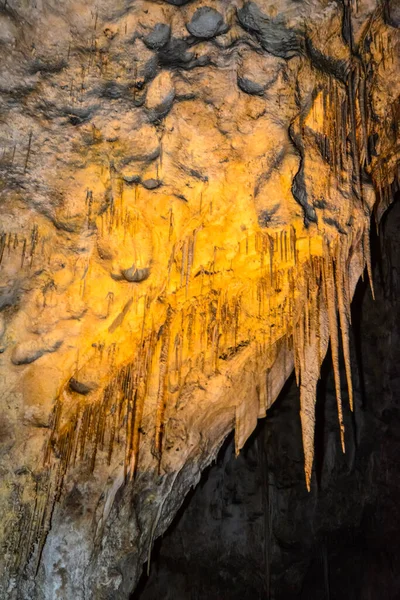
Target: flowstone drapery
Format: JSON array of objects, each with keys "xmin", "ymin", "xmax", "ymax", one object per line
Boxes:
[{"xmin": 0, "ymin": 1, "xmax": 398, "ymax": 598}]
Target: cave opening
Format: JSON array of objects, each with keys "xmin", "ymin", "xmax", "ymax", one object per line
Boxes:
[{"xmin": 132, "ymin": 197, "xmax": 400, "ymax": 599}]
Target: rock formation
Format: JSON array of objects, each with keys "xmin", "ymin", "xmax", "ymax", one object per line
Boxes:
[
  {"xmin": 0, "ymin": 0, "xmax": 398, "ymax": 598},
  {"xmin": 133, "ymin": 198, "xmax": 400, "ymax": 599}
]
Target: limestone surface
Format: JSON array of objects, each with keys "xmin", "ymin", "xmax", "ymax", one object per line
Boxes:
[{"xmin": 0, "ymin": 1, "xmax": 398, "ymax": 599}]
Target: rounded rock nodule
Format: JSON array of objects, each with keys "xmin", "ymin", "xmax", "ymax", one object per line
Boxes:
[
  {"xmin": 186, "ymin": 7, "xmax": 226, "ymax": 39},
  {"xmin": 144, "ymin": 24, "xmax": 171, "ymax": 50}
]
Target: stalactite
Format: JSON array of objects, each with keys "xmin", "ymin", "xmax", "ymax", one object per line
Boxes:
[
  {"xmin": 0, "ymin": 232, "xmax": 6, "ymax": 266},
  {"xmin": 347, "ymin": 65, "xmax": 362, "ymax": 202},
  {"xmin": 180, "ymin": 240, "xmax": 187, "ymax": 289},
  {"xmin": 323, "ymin": 242, "xmax": 346, "ymax": 452},
  {"xmin": 154, "ymin": 306, "xmax": 173, "ymax": 460},
  {"xmin": 335, "ymin": 240, "xmax": 354, "ymax": 411},
  {"xmin": 358, "ymin": 67, "xmax": 370, "ymax": 168},
  {"xmin": 297, "ymin": 280, "xmax": 320, "ymax": 492},
  {"xmin": 363, "ymin": 226, "xmax": 375, "ymax": 300},
  {"xmin": 299, "ymin": 372, "xmax": 317, "ymax": 492},
  {"xmin": 24, "ymin": 131, "xmax": 33, "ymax": 173}
]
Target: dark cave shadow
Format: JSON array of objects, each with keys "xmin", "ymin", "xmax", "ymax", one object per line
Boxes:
[
  {"xmin": 351, "ymin": 194, "xmax": 400, "ymax": 412},
  {"xmin": 132, "ymin": 386, "xmax": 299, "ymax": 600},
  {"xmin": 131, "ymin": 431, "xmax": 236, "ymax": 599},
  {"xmin": 314, "ymin": 355, "xmax": 330, "ymax": 489},
  {"xmin": 351, "ymin": 260, "xmax": 370, "ymax": 411},
  {"xmin": 265, "ymin": 372, "xmax": 298, "ymax": 420}
]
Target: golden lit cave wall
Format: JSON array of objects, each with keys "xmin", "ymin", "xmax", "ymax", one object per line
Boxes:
[{"xmin": 0, "ymin": 0, "xmax": 398, "ymax": 593}]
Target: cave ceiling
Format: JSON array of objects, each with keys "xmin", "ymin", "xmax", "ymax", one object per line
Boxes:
[{"xmin": 0, "ymin": 0, "xmax": 398, "ymax": 598}]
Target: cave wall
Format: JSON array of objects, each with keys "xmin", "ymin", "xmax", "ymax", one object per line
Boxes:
[
  {"xmin": 134, "ymin": 198, "xmax": 400, "ymax": 600},
  {"xmin": 0, "ymin": 1, "xmax": 398, "ymax": 599}
]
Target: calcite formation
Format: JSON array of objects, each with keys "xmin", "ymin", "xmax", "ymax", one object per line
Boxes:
[{"xmin": 0, "ymin": 0, "xmax": 398, "ymax": 598}]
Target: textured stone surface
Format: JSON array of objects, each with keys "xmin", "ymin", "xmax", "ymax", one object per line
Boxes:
[
  {"xmin": 134, "ymin": 199, "xmax": 400, "ymax": 600},
  {"xmin": 0, "ymin": 1, "xmax": 398, "ymax": 599},
  {"xmin": 145, "ymin": 71, "xmax": 175, "ymax": 119}
]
